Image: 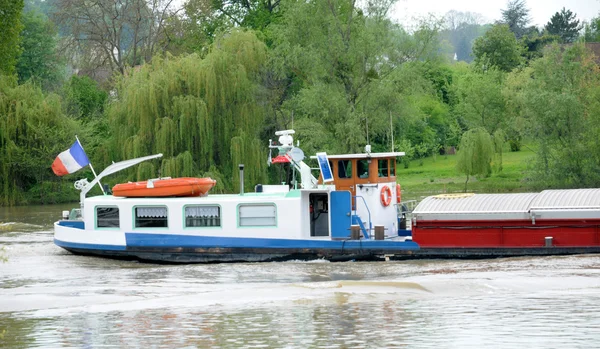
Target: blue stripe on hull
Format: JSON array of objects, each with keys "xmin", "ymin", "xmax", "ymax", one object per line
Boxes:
[{"xmin": 124, "ymin": 233, "xmax": 419, "ymax": 251}]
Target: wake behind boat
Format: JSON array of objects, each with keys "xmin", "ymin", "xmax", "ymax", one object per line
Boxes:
[{"xmin": 54, "ymin": 130, "xmax": 418, "ymax": 263}]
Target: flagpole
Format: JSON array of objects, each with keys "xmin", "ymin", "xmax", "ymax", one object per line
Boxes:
[{"xmin": 76, "ymin": 135, "xmax": 106, "ymax": 195}]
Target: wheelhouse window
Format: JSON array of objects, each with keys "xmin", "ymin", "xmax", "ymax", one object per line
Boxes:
[
  {"xmin": 390, "ymin": 159, "xmax": 396, "ymax": 176},
  {"xmin": 238, "ymin": 204, "xmax": 276, "ymax": 227},
  {"xmin": 135, "ymin": 206, "xmax": 168, "ymax": 228},
  {"xmin": 338, "ymin": 160, "xmax": 352, "ymax": 179},
  {"xmin": 378, "ymin": 159, "xmax": 389, "ymax": 178},
  {"xmin": 96, "ymin": 207, "xmax": 119, "ymax": 228},
  {"xmin": 357, "ymin": 159, "xmax": 370, "ymax": 178},
  {"xmin": 185, "ymin": 205, "xmax": 221, "ymax": 227}
]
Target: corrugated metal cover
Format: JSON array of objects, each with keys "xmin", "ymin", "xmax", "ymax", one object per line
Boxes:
[
  {"xmin": 530, "ymin": 189, "xmax": 600, "ymax": 209},
  {"xmin": 414, "ymin": 193, "xmax": 538, "ymax": 213}
]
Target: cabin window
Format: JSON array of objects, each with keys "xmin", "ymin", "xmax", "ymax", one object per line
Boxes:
[
  {"xmin": 338, "ymin": 160, "xmax": 352, "ymax": 179},
  {"xmin": 390, "ymin": 160, "xmax": 396, "ymax": 176},
  {"xmin": 96, "ymin": 207, "xmax": 119, "ymax": 228},
  {"xmin": 357, "ymin": 159, "xmax": 370, "ymax": 179},
  {"xmin": 185, "ymin": 205, "xmax": 221, "ymax": 227},
  {"xmin": 238, "ymin": 204, "xmax": 277, "ymax": 227},
  {"xmin": 378, "ymin": 159, "xmax": 389, "ymax": 178},
  {"xmin": 135, "ymin": 206, "xmax": 168, "ymax": 228}
]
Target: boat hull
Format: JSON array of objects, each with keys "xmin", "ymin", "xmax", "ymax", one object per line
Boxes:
[{"xmin": 54, "ymin": 223, "xmax": 419, "ymax": 263}]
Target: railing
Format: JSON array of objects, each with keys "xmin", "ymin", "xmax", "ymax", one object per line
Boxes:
[{"xmin": 353, "ymin": 195, "xmax": 372, "ymax": 238}]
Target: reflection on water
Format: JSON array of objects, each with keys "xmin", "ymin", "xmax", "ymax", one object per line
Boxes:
[{"xmin": 1, "ymin": 205, "xmax": 600, "ymax": 348}]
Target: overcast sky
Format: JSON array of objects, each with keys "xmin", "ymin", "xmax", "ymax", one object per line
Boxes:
[{"xmin": 391, "ymin": 0, "xmax": 600, "ymax": 28}]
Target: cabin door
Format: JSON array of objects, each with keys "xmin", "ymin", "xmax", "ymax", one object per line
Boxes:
[{"xmin": 329, "ymin": 191, "xmax": 351, "ymax": 239}]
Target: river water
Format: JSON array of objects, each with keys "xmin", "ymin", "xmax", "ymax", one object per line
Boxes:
[{"xmin": 1, "ymin": 205, "xmax": 600, "ymax": 348}]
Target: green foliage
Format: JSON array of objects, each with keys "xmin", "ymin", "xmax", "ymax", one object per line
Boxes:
[
  {"xmin": 106, "ymin": 30, "xmax": 268, "ymax": 192},
  {"xmin": 583, "ymin": 14, "xmax": 600, "ymax": 42},
  {"xmin": 520, "ymin": 44, "xmax": 600, "ymax": 187},
  {"xmin": 64, "ymin": 75, "xmax": 107, "ymax": 118},
  {"xmin": 456, "ymin": 128, "xmax": 494, "ymax": 191},
  {"xmin": 452, "ymin": 67, "xmax": 506, "ymax": 134},
  {"xmin": 0, "ymin": 0, "xmax": 25, "ymax": 75},
  {"xmin": 472, "ymin": 24, "xmax": 523, "ymax": 72},
  {"xmin": 0, "ymin": 75, "xmax": 79, "ymax": 206},
  {"xmin": 520, "ymin": 31, "xmax": 559, "ymax": 62},
  {"xmin": 16, "ymin": 9, "xmax": 63, "ymax": 89},
  {"xmin": 545, "ymin": 7, "xmax": 582, "ymax": 43}
]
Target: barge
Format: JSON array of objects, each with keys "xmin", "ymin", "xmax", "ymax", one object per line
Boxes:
[
  {"xmin": 410, "ymin": 190, "xmax": 600, "ymax": 258},
  {"xmin": 54, "ymin": 130, "xmax": 419, "ymax": 263}
]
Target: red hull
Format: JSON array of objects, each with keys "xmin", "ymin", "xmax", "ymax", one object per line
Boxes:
[
  {"xmin": 112, "ymin": 177, "xmax": 216, "ymax": 197},
  {"xmin": 412, "ymin": 219, "xmax": 600, "ymax": 248}
]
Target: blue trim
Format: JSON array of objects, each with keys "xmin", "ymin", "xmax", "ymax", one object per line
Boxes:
[
  {"xmin": 398, "ymin": 229, "xmax": 412, "ymax": 237},
  {"xmin": 54, "ymin": 238, "xmax": 126, "ymax": 251},
  {"xmin": 58, "ymin": 220, "xmax": 85, "ymax": 229},
  {"xmin": 351, "ymin": 216, "xmax": 369, "ymax": 239},
  {"xmin": 125, "ymin": 233, "xmax": 419, "ymax": 251}
]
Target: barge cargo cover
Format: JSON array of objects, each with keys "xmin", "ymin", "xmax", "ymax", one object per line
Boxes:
[{"xmin": 411, "ymin": 189, "xmax": 600, "ymax": 251}]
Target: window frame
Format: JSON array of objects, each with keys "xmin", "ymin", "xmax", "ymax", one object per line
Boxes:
[
  {"xmin": 95, "ymin": 206, "xmax": 120, "ymax": 229},
  {"xmin": 338, "ymin": 160, "xmax": 353, "ymax": 179},
  {"xmin": 133, "ymin": 205, "xmax": 169, "ymax": 229},
  {"xmin": 183, "ymin": 204, "xmax": 222, "ymax": 229},
  {"xmin": 378, "ymin": 159, "xmax": 389, "ymax": 178},
  {"xmin": 237, "ymin": 203, "xmax": 278, "ymax": 228}
]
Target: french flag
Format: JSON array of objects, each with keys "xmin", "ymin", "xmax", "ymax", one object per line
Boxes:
[{"xmin": 51, "ymin": 140, "xmax": 90, "ymax": 176}]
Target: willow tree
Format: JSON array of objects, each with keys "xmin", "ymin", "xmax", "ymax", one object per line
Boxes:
[
  {"xmin": 0, "ymin": 75, "xmax": 78, "ymax": 205},
  {"xmin": 456, "ymin": 128, "xmax": 494, "ymax": 192},
  {"xmin": 106, "ymin": 30, "xmax": 268, "ymax": 192}
]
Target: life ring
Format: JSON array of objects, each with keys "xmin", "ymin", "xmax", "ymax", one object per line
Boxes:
[
  {"xmin": 396, "ymin": 184, "xmax": 401, "ymax": 204},
  {"xmin": 380, "ymin": 185, "xmax": 392, "ymax": 207}
]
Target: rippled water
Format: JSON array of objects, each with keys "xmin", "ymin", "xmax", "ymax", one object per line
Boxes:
[{"xmin": 1, "ymin": 205, "xmax": 600, "ymax": 348}]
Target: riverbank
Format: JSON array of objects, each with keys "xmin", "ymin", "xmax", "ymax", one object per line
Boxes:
[{"xmin": 397, "ymin": 147, "xmax": 539, "ymax": 202}]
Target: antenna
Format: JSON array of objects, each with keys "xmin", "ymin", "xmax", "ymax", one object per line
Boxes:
[{"xmin": 390, "ymin": 111, "xmax": 394, "ymax": 152}]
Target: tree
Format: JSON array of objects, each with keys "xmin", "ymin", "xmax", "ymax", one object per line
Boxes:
[
  {"xmin": 54, "ymin": 0, "xmax": 178, "ymax": 75},
  {"xmin": 0, "ymin": 75, "xmax": 80, "ymax": 205},
  {"xmin": 267, "ymin": 0, "xmax": 445, "ymax": 155},
  {"xmin": 456, "ymin": 128, "xmax": 494, "ymax": 192},
  {"xmin": 521, "ymin": 44, "xmax": 600, "ymax": 187},
  {"xmin": 472, "ymin": 24, "xmax": 523, "ymax": 72},
  {"xmin": 452, "ymin": 68, "xmax": 506, "ymax": 134},
  {"xmin": 441, "ymin": 10, "xmax": 488, "ymax": 62},
  {"xmin": 500, "ymin": 0, "xmax": 530, "ymax": 39},
  {"xmin": 583, "ymin": 14, "xmax": 600, "ymax": 42},
  {"xmin": 16, "ymin": 10, "xmax": 64, "ymax": 89},
  {"xmin": 64, "ymin": 76, "xmax": 107, "ymax": 118},
  {"xmin": 545, "ymin": 8, "xmax": 583, "ymax": 43},
  {"xmin": 0, "ymin": 0, "xmax": 25, "ymax": 75},
  {"xmin": 106, "ymin": 30, "xmax": 268, "ymax": 193}
]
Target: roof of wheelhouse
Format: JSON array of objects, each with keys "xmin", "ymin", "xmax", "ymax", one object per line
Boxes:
[{"xmin": 310, "ymin": 152, "xmax": 405, "ymax": 160}]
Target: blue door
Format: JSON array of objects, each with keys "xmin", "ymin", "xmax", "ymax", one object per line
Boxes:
[{"xmin": 330, "ymin": 190, "xmax": 351, "ymax": 239}]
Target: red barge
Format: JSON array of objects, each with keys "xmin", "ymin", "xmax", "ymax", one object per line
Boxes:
[{"xmin": 409, "ymin": 189, "xmax": 600, "ymax": 257}]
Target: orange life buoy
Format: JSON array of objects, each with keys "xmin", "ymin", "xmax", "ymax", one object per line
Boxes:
[
  {"xmin": 380, "ymin": 185, "xmax": 392, "ymax": 207},
  {"xmin": 396, "ymin": 183, "xmax": 401, "ymax": 204}
]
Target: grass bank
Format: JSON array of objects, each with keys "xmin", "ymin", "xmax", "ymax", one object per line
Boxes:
[{"xmin": 397, "ymin": 147, "xmax": 539, "ymax": 202}]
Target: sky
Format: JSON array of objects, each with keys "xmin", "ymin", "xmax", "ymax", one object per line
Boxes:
[{"xmin": 391, "ymin": 0, "xmax": 600, "ymax": 28}]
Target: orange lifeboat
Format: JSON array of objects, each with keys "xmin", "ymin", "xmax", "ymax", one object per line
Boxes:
[{"xmin": 112, "ymin": 177, "xmax": 216, "ymax": 197}]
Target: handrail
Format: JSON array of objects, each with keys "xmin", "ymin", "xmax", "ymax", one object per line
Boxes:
[{"xmin": 353, "ymin": 195, "xmax": 372, "ymax": 238}]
